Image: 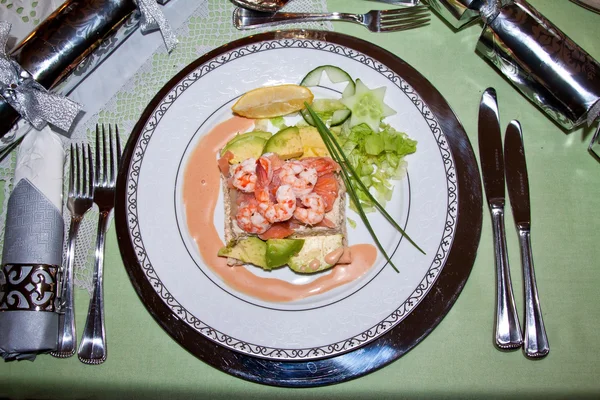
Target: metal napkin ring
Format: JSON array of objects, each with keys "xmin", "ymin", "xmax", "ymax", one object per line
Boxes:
[{"xmin": 0, "ymin": 264, "xmax": 59, "ymax": 312}]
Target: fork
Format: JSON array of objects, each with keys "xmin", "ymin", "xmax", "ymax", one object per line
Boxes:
[
  {"xmin": 365, "ymin": 0, "xmax": 421, "ymax": 5},
  {"xmin": 233, "ymin": 6, "xmax": 431, "ymax": 32},
  {"xmin": 51, "ymin": 144, "xmax": 94, "ymax": 358},
  {"xmin": 588, "ymin": 123, "xmax": 600, "ymax": 162},
  {"xmin": 78, "ymin": 124, "xmax": 122, "ymax": 365}
]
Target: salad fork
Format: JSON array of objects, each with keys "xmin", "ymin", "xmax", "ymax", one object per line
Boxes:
[
  {"xmin": 234, "ymin": 6, "xmax": 431, "ymax": 32},
  {"xmin": 51, "ymin": 144, "xmax": 94, "ymax": 358},
  {"xmin": 78, "ymin": 124, "xmax": 122, "ymax": 365}
]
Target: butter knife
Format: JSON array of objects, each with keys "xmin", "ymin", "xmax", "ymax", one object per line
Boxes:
[
  {"xmin": 478, "ymin": 88, "xmax": 523, "ymax": 350},
  {"xmin": 504, "ymin": 121, "xmax": 550, "ymax": 358}
]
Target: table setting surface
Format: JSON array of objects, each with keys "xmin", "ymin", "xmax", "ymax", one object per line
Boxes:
[{"xmin": 1, "ymin": 0, "xmax": 600, "ymax": 398}]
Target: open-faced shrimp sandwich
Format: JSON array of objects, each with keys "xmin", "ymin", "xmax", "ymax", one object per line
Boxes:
[{"xmin": 217, "ymin": 124, "xmax": 350, "ymax": 274}]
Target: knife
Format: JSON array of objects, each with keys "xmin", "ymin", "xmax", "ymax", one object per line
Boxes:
[
  {"xmin": 478, "ymin": 88, "xmax": 523, "ymax": 350},
  {"xmin": 570, "ymin": 0, "xmax": 600, "ymax": 14},
  {"xmin": 504, "ymin": 121, "xmax": 550, "ymax": 358}
]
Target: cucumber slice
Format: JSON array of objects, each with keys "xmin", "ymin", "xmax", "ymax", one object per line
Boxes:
[
  {"xmin": 301, "ymin": 65, "xmax": 354, "ymax": 88},
  {"xmin": 340, "ymin": 79, "xmax": 396, "ymax": 132},
  {"xmin": 300, "ymin": 65, "xmax": 356, "ymax": 96},
  {"xmin": 300, "ymin": 99, "xmax": 351, "ymax": 127},
  {"xmin": 300, "ymin": 66, "xmax": 356, "ymax": 127}
]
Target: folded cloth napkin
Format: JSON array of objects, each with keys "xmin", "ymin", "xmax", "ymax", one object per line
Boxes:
[{"xmin": 0, "ymin": 126, "xmax": 64, "ymax": 361}]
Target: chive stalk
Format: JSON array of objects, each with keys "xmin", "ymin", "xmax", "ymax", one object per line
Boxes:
[{"xmin": 305, "ymin": 103, "xmax": 425, "ymax": 271}]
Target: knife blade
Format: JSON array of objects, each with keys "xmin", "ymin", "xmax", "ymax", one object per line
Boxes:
[
  {"xmin": 504, "ymin": 120, "xmax": 550, "ymax": 358},
  {"xmin": 478, "ymin": 88, "xmax": 523, "ymax": 350},
  {"xmin": 570, "ymin": 0, "xmax": 600, "ymax": 14}
]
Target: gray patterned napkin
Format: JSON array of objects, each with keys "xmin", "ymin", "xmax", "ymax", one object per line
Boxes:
[{"xmin": 0, "ymin": 128, "xmax": 64, "ymax": 361}]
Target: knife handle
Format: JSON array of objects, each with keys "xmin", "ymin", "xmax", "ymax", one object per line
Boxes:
[
  {"xmin": 518, "ymin": 229, "xmax": 550, "ymax": 358},
  {"xmin": 490, "ymin": 204, "xmax": 523, "ymax": 349}
]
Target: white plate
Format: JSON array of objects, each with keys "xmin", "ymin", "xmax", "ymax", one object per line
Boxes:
[{"xmin": 118, "ymin": 33, "xmax": 460, "ymax": 361}]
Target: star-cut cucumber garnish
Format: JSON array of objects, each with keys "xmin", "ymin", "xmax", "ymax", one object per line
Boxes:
[{"xmin": 341, "ymin": 79, "xmax": 396, "ymax": 132}]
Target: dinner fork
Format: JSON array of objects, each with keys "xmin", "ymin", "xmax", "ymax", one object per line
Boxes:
[
  {"xmin": 365, "ymin": 0, "xmax": 421, "ymax": 5},
  {"xmin": 51, "ymin": 144, "xmax": 94, "ymax": 358},
  {"xmin": 234, "ymin": 6, "xmax": 431, "ymax": 32},
  {"xmin": 78, "ymin": 124, "xmax": 122, "ymax": 365},
  {"xmin": 588, "ymin": 123, "xmax": 600, "ymax": 162}
]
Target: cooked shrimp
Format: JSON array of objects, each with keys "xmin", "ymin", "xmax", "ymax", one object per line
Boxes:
[
  {"xmin": 300, "ymin": 157, "xmax": 340, "ymax": 176},
  {"xmin": 279, "ymin": 161, "xmax": 318, "ymax": 197},
  {"xmin": 294, "ymin": 192, "xmax": 325, "ymax": 225},
  {"xmin": 256, "ymin": 155, "xmax": 273, "ymax": 183},
  {"xmin": 260, "ymin": 152, "xmax": 284, "ymax": 172},
  {"xmin": 257, "ymin": 184, "xmax": 296, "ymax": 223},
  {"xmin": 236, "ymin": 201, "xmax": 271, "ymax": 234},
  {"xmin": 230, "ymin": 158, "xmax": 257, "ymax": 193},
  {"xmin": 254, "ymin": 158, "xmax": 296, "ymax": 223}
]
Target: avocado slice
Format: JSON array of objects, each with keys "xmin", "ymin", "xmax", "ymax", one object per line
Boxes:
[
  {"xmin": 263, "ymin": 126, "xmax": 303, "ymax": 159},
  {"xmin": 288, "ymin": 234, "xmax": 344, "ymax": 274},
  {"xmin": 221, "ymin": 135, "xmax": 267, "ymax": 164},
  {"xmin": 221, "ymin": 131, "xmax": 272, "ymax": 156},
  {"xmin": 218, "ymin": 237, "xmax": 268, "ymax": 269},
  {"xmin": 266, "ymin": 238, "xmax": 305, "ymax": 269}
]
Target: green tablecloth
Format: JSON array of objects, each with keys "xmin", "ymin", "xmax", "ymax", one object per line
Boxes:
[{"xmin": 2, "ymin": 0, "xmax": 600, "ymax": 398}]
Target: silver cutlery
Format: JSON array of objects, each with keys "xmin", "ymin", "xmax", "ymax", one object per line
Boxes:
[
  {"xmin": 78, "ymin": 124, "xmax": 122, "ymax": 365},
  {"xmin": 504, "ymin": 120, "xmax": 549, "ymax": 359},
  {"xmin": 588, "ymin": 123, "xmax": 600, "ymax": 162},
  {"xmin": 233, "ymin": 6, "xmax": 431, "ymax": 32},
  {"xmin": 365, "ymin": 0, "xmax": 421, "ymax": 5},
  {"xmin": 478, "ymin": 88, "xmax": 523, "ymax": 350},
  {"xmin": 231, "ymin": 0, "xmax": 291, "ymax": 12},
  {"xmin": 570, "ymin": 0, "xmax": 600, "ymax": 14},
  {"xmin": 51, "ymin": 144, "xmax": 94, "ymax": 358}
]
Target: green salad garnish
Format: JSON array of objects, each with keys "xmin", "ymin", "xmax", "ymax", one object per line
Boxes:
[
  {"xmin": 305, "ymin": 103, "xmax": 425, "ymax": 273},
  {"xmin": 336, "ymin": 122, "xmax": 417, "ymax": 212}
]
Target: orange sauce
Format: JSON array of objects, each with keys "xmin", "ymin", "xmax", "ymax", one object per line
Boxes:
[{"xmin": 182, "ymin": 116, "xmax": 377, "ymax": 302}]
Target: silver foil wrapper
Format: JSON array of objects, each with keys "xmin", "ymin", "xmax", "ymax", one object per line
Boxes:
[
  {"xmin": 0, "ymin": 0, "xmax": 146, "ymax": 139},
  {"xmin": 428, "ymin": 0, "xmax": 600, "ymax": 132},
  {"xmin": 425, "ymin": 0, "xmax": 482, "ymax": 29},
  {"xmin": 476, "ymin": 0, "xmax": 600, "ymax": 130}
]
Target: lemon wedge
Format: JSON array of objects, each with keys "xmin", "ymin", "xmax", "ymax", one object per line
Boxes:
[{"xmin": 232, "ymin": 84, "xmax": 314, "ymax": 119}]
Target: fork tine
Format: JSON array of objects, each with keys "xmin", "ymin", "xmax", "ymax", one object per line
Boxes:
[
  {"xmin": 87, "ymin": 144, "xmax": 94, "ymax": 197},
  {"xmin": 81, "ymin": 143, "xmax": 88, "ymax": 197},
  {"xmin": 381, "ymin": 13, "xmax": 430, "ymax": 25},
  {"xmin": 380, "ymin": 5, "xmax": 429, "ymax": 17},
  {"xmin": 75, "ymin": 144, "xmax": 82, "ymax": 196},
  {"xmin": 116, "ymin": 125, "xmax": 122, "ymax": 168},
  {"xmin": 95, "ymin": 124, "xmax": 101, "ymax": 185},
  {"xmin": 381, "ymin": 12, "xmax": 430, "ymax": 23},
  {"xmin": 380, "ymin": 17, "xmax": 430, "ymax": 28},
  {"xmin": 378, "ymin": 6, "xmax": 430, "ymax": 31},
  {"xmin": 380, "ymin": 19, "xmax": 430, "ymax": 32},
  {"xmin": 69, "ymin": 144, "xmax": 75, "ymax": 197},
  {"xmin": 102, "ymin": 125, "xmax": 108, "ymax": 185},
  {"xmin": 109, "ymin": 125, "xmax": 115, "ymax": 184},
  {"xmin": 380, "ymin": 10, "xmax": 428, "ymax": 22}
]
